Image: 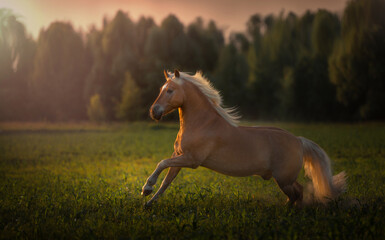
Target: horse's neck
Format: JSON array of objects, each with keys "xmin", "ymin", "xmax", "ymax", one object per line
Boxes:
[{"xmin": 178, "ymin": 83, "xmax": 220, "ymax": 131}]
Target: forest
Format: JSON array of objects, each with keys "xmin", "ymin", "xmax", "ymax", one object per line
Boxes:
[{"xmin": 0, "ymin": 0, "xmax": 384, "ymax": 122}]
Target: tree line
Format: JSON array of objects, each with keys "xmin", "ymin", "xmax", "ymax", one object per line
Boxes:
[{"xmin": 0, "ymin": 0, "xmax": 384, "ymax": 122}]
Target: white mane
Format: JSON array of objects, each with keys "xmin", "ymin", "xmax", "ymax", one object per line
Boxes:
[{"xmin": 169, "ymin": 71, "xmax": 240, "ymax": 127}]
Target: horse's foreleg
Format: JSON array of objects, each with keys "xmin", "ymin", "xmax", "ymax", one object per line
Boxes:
[
  {"xmin": 141, "ymin": 154, "xmax": 195, "ymax": 197},
  {"xmin": 144, "ymin": 167, "xmax": 181, "ymax": 206}
]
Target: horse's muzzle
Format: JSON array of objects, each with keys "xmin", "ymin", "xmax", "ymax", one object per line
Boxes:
[{"xmin": 150, "ymin": 104, "xmax": 163, "ymax": 121}]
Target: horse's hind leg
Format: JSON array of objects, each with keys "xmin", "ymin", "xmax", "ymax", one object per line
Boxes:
[
  {"xmin": 293, "ymin": 181, "xmax": 303, "ymax": 204},
  {"xmin": 277, "ymin": 181, "xmax": 303, "ymax": 205}
]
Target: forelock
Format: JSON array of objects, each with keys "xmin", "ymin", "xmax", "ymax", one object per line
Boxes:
[
  {"xmin": 167, "ymin": 71, "xmax": 183, "ymax": 85},
  {"xmin": 161, "ymin": 82, "xmax": 169, "ymax": 91}
]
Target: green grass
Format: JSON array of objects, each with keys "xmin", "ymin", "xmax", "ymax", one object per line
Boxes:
[{"xmin": 0, "ymin": 122, "xmax": 384, "ymax": 239}]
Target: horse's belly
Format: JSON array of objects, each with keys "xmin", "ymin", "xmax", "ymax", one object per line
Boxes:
[
  {"xmin": 198, "ymin": 126, "xmax": 302, "ymax": 178},
  {"xmin": 201, "ymin": 154, "xmax": 268, "ymax": 177}
]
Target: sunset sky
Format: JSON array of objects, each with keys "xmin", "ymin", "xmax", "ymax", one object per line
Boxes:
[{"xmin": 2, "ymin": 0, "xmax": 348, "ymax": 38}]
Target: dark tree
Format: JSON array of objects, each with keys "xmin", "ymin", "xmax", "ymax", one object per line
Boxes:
[
  {"xmin": 0, "ymin": 9, "xmax": 35, "ymax": 121},
  {"xmin": 329, "ymin": 0, "xmax": 385, "ymax": 119},
  {"xmin": 32, "ymin": 22, "xmax": 87, "ymax": 120}
]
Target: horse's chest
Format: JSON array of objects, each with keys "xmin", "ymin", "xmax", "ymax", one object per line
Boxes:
[
  {"xmin": 174, "ymin": 133, "xmax": 184, "ymax": 154},
  {"xmin": 174, "ymin": 132, "xmax": 198, "ymax": 155},
  {"xmin": 174, "ymin": 141, "xmax": 182, "ymax": 155}
]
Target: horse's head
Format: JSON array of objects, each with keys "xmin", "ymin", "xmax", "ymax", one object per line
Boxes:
[{"xmin": 150, "ymin": 69, "xmax": 184, "ymax": 121}]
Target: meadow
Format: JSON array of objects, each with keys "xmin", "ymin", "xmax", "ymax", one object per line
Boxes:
[{"xmin": 0, "ymin": 121, "xmax": 384, "ymax": 239}]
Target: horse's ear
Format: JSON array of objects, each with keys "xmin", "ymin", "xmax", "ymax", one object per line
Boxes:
[
  {"xmin": 174, "ymin": 69, "xmax": 180, "ymax": 78},
  {"xmin": 164, "ymin": 69, "xmax": 169, "ymax": 80}
]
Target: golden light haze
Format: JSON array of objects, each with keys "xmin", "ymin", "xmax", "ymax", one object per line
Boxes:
[{"xmin": 2, "ymin": 0, "xmax": 348, "ymax": 38}]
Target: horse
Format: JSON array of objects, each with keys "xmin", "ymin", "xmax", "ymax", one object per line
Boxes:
[{"xmin": 141, "ymin": 70, "xmax": 347, "ymax": 207}]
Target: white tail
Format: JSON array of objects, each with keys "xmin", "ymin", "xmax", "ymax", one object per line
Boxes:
[{"xmin": 299, "ymin": 137, "xmax": 347, "ymax": 203}]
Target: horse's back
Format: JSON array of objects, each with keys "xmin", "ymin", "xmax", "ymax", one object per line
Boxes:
[{"xmin": 240, "ymin": 125, "xmax": 293, "ymax": 135}]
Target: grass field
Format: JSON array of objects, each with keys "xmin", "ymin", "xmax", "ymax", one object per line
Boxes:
[{"xmin": 0, "ymin": 121, "xmax": 384, "ymax": 239}]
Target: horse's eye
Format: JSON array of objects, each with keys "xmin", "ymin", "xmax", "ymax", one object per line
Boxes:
[{"xmin": 167, "ymin": 89, "xmax": 173, "ymax": 94}]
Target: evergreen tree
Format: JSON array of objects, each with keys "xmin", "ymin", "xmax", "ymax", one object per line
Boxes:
[
  {"xmin": 214, "ymin": 42, "xmax": 248, "ymax": 110},
  {"xmin": 282, "ymin": 10, "xmax": 341, "ymax": 120},
  {"xmin": 115, "ymin": 72, "xmax": 142, "ymax": 121},
  {"xmin": 247, "ymin": 12, "xmax": 300, "ymax": 118}
]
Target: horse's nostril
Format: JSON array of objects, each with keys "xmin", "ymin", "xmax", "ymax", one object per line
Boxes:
[{"xmin": 151, "ymin": 105, "xmax": 163, "ymax": 120}]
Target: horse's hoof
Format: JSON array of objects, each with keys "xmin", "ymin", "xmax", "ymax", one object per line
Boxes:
[
  {"xmin": 285, "ymin": 199, "xmax": 294, "ymax": 207},
  {"xmin": 294, "ymin": 202, "xmax": 303, "ymax": 208},
  {"xmin": 141, "ymin": 185, "xmax": 153, "ymax": 196},
  {"xmin": 144, "ymin": 201, "xmax": 153, "ymax": 209}
]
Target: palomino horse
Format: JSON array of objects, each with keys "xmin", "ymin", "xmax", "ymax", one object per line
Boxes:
[{"xmin": 142, "ymin": 70, "xmax": 346, "ymax": 207}]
